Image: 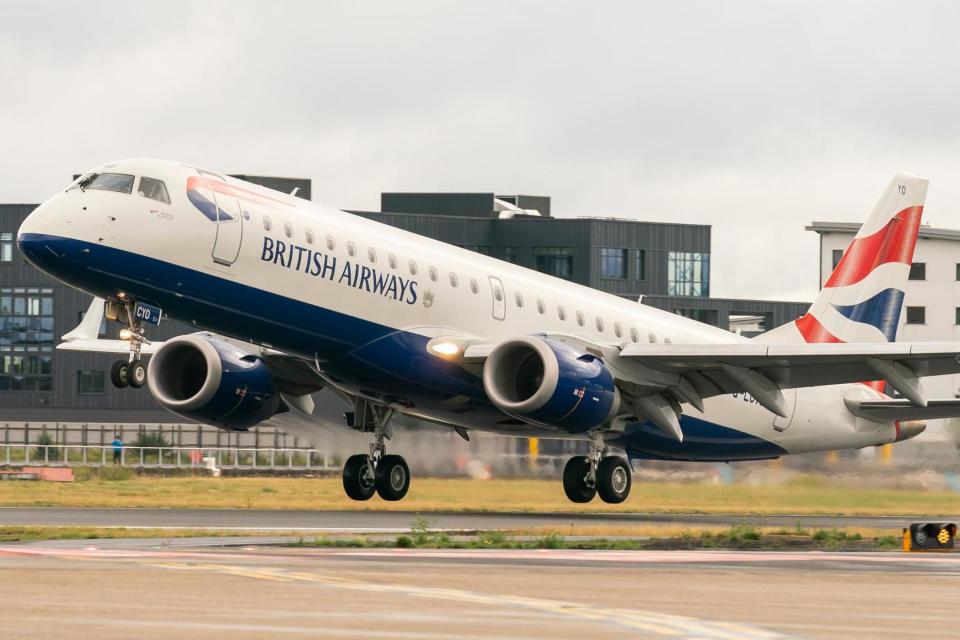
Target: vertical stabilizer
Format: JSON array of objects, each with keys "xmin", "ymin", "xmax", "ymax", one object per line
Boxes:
[{"xmin": 758, "ymin": 174, "xmax": 927, "ymax": 345}]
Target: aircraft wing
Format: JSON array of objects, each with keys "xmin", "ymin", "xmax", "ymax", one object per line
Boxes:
[
  {"xmin": 843, "ymin": 397, "xmax": 960, "ymax": 423},
  {"xmin": 617, "ymin": 341, "xmax": 960, "ymax": 405}
]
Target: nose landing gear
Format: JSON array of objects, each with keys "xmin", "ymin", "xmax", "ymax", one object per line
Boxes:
[
  {"xmin": 341, "ymin": 399, "xmax": 411, "ymax": 501},
  {"xmin": 109, "ymin": 298, "xmax": 152, "ymax": 390},
  {"xmin": 562, "ymin": 431, "xmax": 632, "ymax": 504}
]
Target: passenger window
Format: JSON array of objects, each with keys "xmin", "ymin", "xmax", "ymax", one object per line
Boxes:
[
  {"xmin": 326, "ymin": 235, "xmax": 336, "ymax": 251},
  {"xmin": 242, "ymin": 210, "xmax": 250, "ymax": 221},
  {"xmin": 470, "ymin": 278, "xmax": 479, "ymax": 294},
  {"xmin": 493, "ymin": 286, "xmax": 503, "ymax": 302},
  {"xmin": 86, "ymin": 173, "xmax": 134, "ymax": 194},
  {"xmin": 368, "ymin": 247, "xmax": 377, "ymax": 263},
  {"xmin": 515, "ymin": 292, "xmax": 524, "ymax": 308},
  {"xmin": 614, "ymin": 322, "xmax": 623, "ymax": 338},
  {"xmin": 648, "ymin": 332, "xmax": 657, "ymax": 343},
  {"xmin": 305, "ymin": 228, "xmax": 315, "ymax": 244},
  {"xmin": 138, "ymin": 177, "xmax": 170, "ymax": 204},
  {"xmin": 263, "ymin": 216, "xmax": 272, "ymax": 232},
  {"xmin": 630, "ymin": 328, "xmax": 639, "ymax": 343},
  {"xmin": 664, "ymin": 336, "xmax": 673, "ymax": 344},
  {"xmin": 347, "ymin": 242, "xmax": 356, "ymax": 257},
  {"xmin": 576, "ymin": 311, "xmax": 585, "ymax": 327},
  {"xmin": 388, "ymin": 254, "xmax": 398, "ymax": 269},
  {"xmin": 449, "ymin": 272, "xmax": 458, "ymax": 287},
  {"xmin": 558, "ymin": 305, "xmax": 567, "ymax": 321},
  {"xmin": 429, "ymin": 266, "xmax": 438, "ymax": 282},
  {"xmin": 409, "ymin": 260, "xmax": 418, "ymax": 276},
  {"xmin": 536, "ymin": 299, "xmax": 545, "ymax": 314},
  {"xmin": 595, "ymin": 317, "xmax": 605, "ymax": 333},
  {"xmin": 283, "ymin": 222, "xmax": 293, "ymax": 238}
]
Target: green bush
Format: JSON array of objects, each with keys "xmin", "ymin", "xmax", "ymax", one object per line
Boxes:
[{"xmin": 31, "ymin": 432, "xmax": 59, "ymax": 462}]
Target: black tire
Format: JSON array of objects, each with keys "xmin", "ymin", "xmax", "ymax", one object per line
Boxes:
[
  {"xmin": 597, "ymin": 456, "xmax": 632, "ymax": 504},
  {"xmin": 110, "ymin": 360, "xmax": 129, "ymax": 389},
  {"xmin": 375, "ymin": 454, "xmax": 410, "ymax": 501},
  {"xmin": 562, "ymin": 456, "xmax": 596, "ymax": 503},
  {"xmin": 128, "ymin": 360, "xmax": 147, "ymax": 389},
  {"xmin": 342, "ymin": 454, "xmax": 376, "ymax": 501}
]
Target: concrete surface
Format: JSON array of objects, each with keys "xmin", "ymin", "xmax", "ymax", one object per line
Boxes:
[{"xmin": 1, "ymin": 542, "xmax": 959, "ymax": 639}]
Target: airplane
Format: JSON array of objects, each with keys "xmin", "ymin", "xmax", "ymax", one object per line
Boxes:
[{"xmin": 17, "ymin": 159, "xmax": 960, "ymax": 503}]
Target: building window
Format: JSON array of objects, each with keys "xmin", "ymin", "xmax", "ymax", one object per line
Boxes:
[
  {"xmin": 0, "ymin": 287, "xmax": 54, "ymax": 391},
  {"xmin": 0, "ymin": 233, "xmax": 13, "ymax": 263},
  {"xmin": 636, "ymin": 250, "xmax": 646, "ymax": 280},
  {"xmin": 600, "ymin": 248, "xmax": 627, "ymax": 279},
  {"xmin": 955, "ymin": 263, "xmax": 960, "ymax": 281},
  {"xmin": 503, "ymin": 247, "xmax": 516, "ymax": 263},
  {"xmin": 909, "ymin": 263, "xmax": 925, "ymax": 280},
  {"xmin": 906, "ymin": 306, "xmax": 925, "ymax": 324},
  {"xmin": 955, "ymin": 307, "xmax": 960, "ymax": 326},
  {"xmin": 667, "ymin": 252, "xmax": 710, "ymax": 296},
  {"xmin": 76, "ymin": 370, "xmax": 105, "ymax": 394},
  {"xmin": 832, "ymin": 249, "xmax": 843, "ymax": 269},
  {"xmin": 534, "ymin": 247, "xmax": 573, "ymax": 280}
]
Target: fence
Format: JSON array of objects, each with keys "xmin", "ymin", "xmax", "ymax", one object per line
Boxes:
[{"xmin": 0, "ymin": 444, "xmax": 337, "ymax": 471}]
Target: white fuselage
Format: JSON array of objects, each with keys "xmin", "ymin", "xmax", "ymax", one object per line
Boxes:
[{"xmin": 18, "ymin": 159, "xmax": 899, "ymax": 460}]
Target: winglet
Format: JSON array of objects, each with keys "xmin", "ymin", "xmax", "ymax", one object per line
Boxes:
[{"xmin": 62, "ymin": 297, "xmax": 105, "ymax": 342}]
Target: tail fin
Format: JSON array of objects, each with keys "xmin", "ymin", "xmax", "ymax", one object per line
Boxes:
[{"xmin": 758, "ymin": 174, "xmax": 928, "ymax": 345}]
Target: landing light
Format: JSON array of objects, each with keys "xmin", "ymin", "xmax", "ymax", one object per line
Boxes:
[
  {"xmin": 119, "ymin": 328, "xmax": 133, "ymax": 341},
  {"xmin": 429, "ymin": 342, "xmax": 461, "ymax": 357}
]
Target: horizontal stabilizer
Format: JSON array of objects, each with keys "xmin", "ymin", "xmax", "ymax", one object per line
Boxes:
[{"xmin": 844, "ymin": 397, "xmax": 960, "ymax": 422}]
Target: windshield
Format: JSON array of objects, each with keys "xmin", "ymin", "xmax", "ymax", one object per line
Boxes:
[
  {"xmin": 84, "ymin": 173, "xmax": 135, "ymax": 194},
  {"xmin": 138, "ymin": 177, "xmax": 170, "ymax": 204}
]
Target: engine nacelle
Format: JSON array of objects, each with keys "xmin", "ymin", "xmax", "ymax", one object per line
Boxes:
[
  {"xmin": 147, "ymin": 334, "xmax": 281, "ymax": 430},
  {"xmin": 483, "ymin": 336, "xmax": 620, "ymax": 432}
]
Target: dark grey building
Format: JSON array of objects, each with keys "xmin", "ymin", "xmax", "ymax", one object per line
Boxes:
[{"xmin": 0, "ymin": 185, "xmax": 807, "ymax": 423}]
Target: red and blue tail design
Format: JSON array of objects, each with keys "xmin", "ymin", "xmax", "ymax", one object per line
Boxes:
[{"xmin": 760, "ymin": 174, "xmax": 928, "ymax": 346}]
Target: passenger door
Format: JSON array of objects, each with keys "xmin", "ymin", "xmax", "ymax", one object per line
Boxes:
[
  {"xmin": 489, "ymin": 276, "xmax": 506, "ymax": 321},
  {"xmin": 199, "ymin": 170, "xmax": 244, "ymax": 266}
]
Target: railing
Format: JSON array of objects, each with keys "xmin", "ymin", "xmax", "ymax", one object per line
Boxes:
[{"xmin": 0, "ymin": 444, "xmax": 337, "ymax": 471}]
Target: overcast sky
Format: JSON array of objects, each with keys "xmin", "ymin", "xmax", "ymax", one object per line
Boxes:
[{"xmin": 2, "ymin": 1, "xmax": 959, "ymax": 301}]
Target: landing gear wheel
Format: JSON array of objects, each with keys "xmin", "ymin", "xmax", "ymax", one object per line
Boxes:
[
  {"xmin": 110, "ymin": 360, "xmax": 130, "ymax": 389},
  {"xmin": 375, "ymin": 454, "xmax": 410, "ymax": 501},
  {"xmin": 562, "ymin": 456, "xmax": 596, "ymax": 503},
  {"xmin": 128, "ymin": 360, "xmax": 146, "ymax": 389},
  {"xmin": 597, "ymin": 456, "xmax": 632, "ymax": 504},
  {"xmin": 342, "ymin": 454, "xmax": 376, "ymax": 501}
]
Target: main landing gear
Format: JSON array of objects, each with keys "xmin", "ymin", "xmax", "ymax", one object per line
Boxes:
[
  {"xmin": 342, "ymin": 400, "xmax": 411, "ymax": 502},
  {"xmin": 109, "ymin": 298, "xmax": 150, "ymax": 390},
  {"xmin": 562, "ymin": 431, "xmax": 632, "ymax": 504}
]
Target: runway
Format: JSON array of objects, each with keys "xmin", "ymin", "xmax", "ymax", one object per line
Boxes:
[
  {"xmin": 0, "ymin": 506, "xmax": 952, "ymax": 532},
  {"xmin": 2, "ymin": 540, "xmax": 959, "ymax": 639}
]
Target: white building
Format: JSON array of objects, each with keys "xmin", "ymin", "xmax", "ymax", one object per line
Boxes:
[{"xmin": 808, "ymin": 221, "xmax": 960, "ymax": 441}]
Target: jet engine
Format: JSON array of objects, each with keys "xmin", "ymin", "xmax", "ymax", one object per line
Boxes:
[
  {"xmin": 483, "ymin": 336, "xmax": 620, "ymax": 432},
  {"xmin": 146, "ymin": 334, "xmax": 282, "ymax": 430}
]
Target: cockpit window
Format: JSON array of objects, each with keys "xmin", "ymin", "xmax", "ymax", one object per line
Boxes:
[
  {"xmin": 138, "ymin": 177, "xmax": 170, "ymax": 204},
  {"xmin": 85, "ymin": 173, "xmax": 135, "ymax": 194}
]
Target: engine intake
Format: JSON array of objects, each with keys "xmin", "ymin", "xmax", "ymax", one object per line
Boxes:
[
  {"xmin": 147, "ymin": 334, "xmax": 281, "ymax": 430},
  {"xmin": 483, "ymin": 336, "xmax": 619, "ymax": 432}
]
